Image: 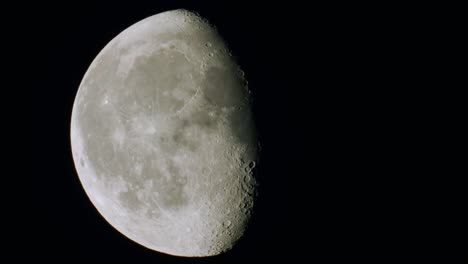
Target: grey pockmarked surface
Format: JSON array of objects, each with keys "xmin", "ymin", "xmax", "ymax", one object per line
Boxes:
[{"xmin": 70, "ymin": 9, "xmax": 258, "ymax": 257}]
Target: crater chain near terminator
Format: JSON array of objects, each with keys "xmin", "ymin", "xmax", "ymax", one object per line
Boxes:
[{"xmin": 70, "ymin": 9, "xmax": 258, "ymax": 257}]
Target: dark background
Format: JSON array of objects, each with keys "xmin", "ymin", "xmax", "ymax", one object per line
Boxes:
[{"xmin": 27, "ymin": 1, "xmax": 410, "ymax": 262}]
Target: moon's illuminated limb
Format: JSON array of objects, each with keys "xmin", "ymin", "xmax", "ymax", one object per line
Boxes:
[{"xmin": 70, "ymin": 9, "xmax": 258, "ymax": 257}]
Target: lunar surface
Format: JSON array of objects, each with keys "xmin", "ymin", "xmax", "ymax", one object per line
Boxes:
[{"xmin": 70, "ymin": 9, "xmax": 258, "ymax": 257}]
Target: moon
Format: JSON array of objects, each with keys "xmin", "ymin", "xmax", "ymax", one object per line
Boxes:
[{"xmin": 70, "ymin": 9, "xmax": 258, "ymax": 257}]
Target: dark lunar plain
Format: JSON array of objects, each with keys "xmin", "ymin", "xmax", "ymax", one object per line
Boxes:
[{"xmin": 26, "ymin": 1, "xmax": 406, "ymax": 263}]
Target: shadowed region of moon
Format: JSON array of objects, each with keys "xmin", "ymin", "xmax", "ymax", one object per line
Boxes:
[{"xmin": 70, "ymin": 9, "xmax": 258, "ymax": 257}]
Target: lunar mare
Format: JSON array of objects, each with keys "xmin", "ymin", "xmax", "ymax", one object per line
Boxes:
[{"xmin": 70, "ymin": 9, "xmax": 257, "ymax": 257}]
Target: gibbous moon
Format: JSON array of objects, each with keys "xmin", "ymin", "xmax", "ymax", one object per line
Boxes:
[{"xmin": 70, "ymin": 9, "xmax": 258, "ymax": 257}]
